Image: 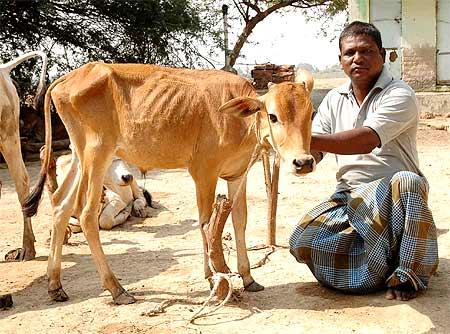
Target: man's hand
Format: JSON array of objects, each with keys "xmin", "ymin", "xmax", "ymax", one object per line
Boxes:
[
  {"xmin": 311, "ymin": 127, "xmax": 381, "ymax": 155},
  {"xmin": 311, "ymin": 150, "xmax": 323, "ymax": 165}
]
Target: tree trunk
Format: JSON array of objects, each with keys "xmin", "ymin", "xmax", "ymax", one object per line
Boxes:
[{"xmin": 229, "ymin": 1, "xmax": 298, "ymax": 67}]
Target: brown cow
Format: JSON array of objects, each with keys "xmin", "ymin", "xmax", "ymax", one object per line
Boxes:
[
  {"xmin": 0, "ymin": 51, "xmax": 47, "ymax": 261},
  {"xmin": 24, "ymin": 63, "xmax": 314, "ymax": 304}
]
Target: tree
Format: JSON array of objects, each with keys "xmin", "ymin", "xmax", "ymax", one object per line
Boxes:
[
  {"xmin": 225, "ymin": 0, "xmax": 347, "ymax": 67},
  {"xmin": 0, "ymin": 0, "xmax": 216, "ymax": 96},
  {"xmin": 0, "ymin": 0, "xmax": 222, "ymax": 150}
]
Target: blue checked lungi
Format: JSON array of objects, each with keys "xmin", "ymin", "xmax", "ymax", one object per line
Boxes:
[{"xmin": 289, "ymin": 171, "xmax": 438, "ymax": 293}]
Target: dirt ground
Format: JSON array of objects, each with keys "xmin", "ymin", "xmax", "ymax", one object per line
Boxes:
[{"xmin": 0, "ymin": 123, "xmax": 449, "ymax": 334}]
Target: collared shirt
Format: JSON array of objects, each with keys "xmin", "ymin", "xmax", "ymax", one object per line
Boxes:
[{"xmin": 313, "ymin": 66, "xmax": 421, "ymax": 191}]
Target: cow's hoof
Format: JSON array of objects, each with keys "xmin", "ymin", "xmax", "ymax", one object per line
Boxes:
[
  {"xmin": 113, "ymin": 290, "xmax": 136, "ymax": 305},
  {"xmin": 244, "ymin": 280, "xmax": 264, "ymax": 292},
  {"xmin": 4, "ymin": 248, "xmax": 36, "ymax": 262},
  {"xmin": 49, "ymin": 287, "xmax": 69, "ymax": 302}
]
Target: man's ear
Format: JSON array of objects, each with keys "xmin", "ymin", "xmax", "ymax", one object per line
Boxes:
[
  {"xmin": 219, "ymin": 97, "xmax": 265, "ymax": 118},
  {"xmin": 381, "ymin": 48, "xmax": 386, "ymax": 63}
]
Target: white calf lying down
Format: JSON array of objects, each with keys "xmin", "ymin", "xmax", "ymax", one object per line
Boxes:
[
  {"xmin": 50, "ymin": 151, "xmax": 153, "ymax": 232},
  {"xmin": 1, "ymin": 51, "xmax": 47, "ymax": 261}
]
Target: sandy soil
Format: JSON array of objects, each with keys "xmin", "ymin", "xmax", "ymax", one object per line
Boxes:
[{"xmin": 0, "ymin": 124, "xmax": 449, "ymax": 334}]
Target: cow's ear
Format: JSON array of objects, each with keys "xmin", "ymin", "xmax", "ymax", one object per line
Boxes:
[
  {"xmin": 219, "ymin": 97, "xmax": 265, "ymax": 118},
  {"xmin": 295, "ymin": 69, "xmax": 314, "ymax": 94}
]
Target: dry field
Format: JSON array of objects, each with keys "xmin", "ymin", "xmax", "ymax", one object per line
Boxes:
[{"xmin": 0, "ymin": 122, "xmax": 449, "ymax": 334}]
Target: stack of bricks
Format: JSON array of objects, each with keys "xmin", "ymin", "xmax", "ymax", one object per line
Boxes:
[{"xmin": 251, "ymin": 63, "xmax": 295, "ymax": 90}]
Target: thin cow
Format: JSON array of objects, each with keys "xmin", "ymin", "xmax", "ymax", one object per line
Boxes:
[
  {"xmin": 0, "ymin": 51, "xmax": 47, "ymax": 261},
  {"xmin": 24, "ymin": 63, "xmax": 315, "ymax": 304}
]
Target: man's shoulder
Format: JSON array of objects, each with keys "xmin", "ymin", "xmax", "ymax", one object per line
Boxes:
[
  {"xmin": 323, "ymin": 84, "xmax": 350, "ymax": 101},
  {"xmin": 383, "ymin": 78, "xmax": 416, "ymax": 98}
]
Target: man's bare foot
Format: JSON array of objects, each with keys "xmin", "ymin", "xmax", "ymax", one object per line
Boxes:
[{"xmin": 385, "ymin": 281, "xmax": 417, "ymax": 301}]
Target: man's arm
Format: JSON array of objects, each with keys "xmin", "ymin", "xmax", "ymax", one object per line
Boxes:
[
  {"xmin": 311, "ymin": 150, "xmax": 323, "ymax": 165},
  {"xmin": 311, "ymin": 126, "xmax": 381, "ymax": 155}
]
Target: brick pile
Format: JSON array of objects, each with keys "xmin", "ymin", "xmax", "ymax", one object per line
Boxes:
[{"xmin": 251, "ymin": 63, "xmax": 295, "ymax": 89}]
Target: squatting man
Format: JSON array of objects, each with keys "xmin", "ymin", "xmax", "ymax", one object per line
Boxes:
[{"xmin": 289, "ymin": 21, "xmax": 438, "ymax": 301}]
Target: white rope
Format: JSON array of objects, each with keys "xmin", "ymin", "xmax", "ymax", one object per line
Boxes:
[{"xmin": 188, "ymin": 272, "xmax": 239, "ymax": 323}]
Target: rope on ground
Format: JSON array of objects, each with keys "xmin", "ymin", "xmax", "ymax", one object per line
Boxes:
[
  {"xmin": 250, "ymin": 245, "xmax": 276, "ymax": 269},
  {"xmin": 188, "ymin": 272, "xmax": 238, "ymax": 324}
]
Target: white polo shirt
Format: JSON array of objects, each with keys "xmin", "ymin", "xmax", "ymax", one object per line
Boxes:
[{"xmin": 313, "ymin": 66, "xmax": 422, "ymax": 192}]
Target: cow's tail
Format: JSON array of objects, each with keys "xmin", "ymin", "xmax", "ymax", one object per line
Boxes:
[
  {"xmin": 142, "ymin": 188, "xmax": 155, "ymax": 208},
  {"xmin": 2, "ymin": 51, "xmax": 48, "ymax": 111},
  {"xmin": 22, "ymin": 75, "xmax": 66, "ymax": 217}
]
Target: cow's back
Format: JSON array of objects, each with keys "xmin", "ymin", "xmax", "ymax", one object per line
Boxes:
[{"xmin": 55, "ymin": 63, "xmax": 258, "ymax": 173}]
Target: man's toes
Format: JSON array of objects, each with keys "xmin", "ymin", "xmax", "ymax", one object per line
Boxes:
[
  {"xmin": 386, "ymin": 288, "xmax": 417, "ymax": 301},
  {"xmin": 394, "ymin": 290, "xmax": 405, "ymax": 301},
  {"xmin": 385, "ymin": 288, "xmax": 396, "ymax": 300},
  {"xmin": 401, "ymin": 290, "xmax": 417, "ymax": 301}
]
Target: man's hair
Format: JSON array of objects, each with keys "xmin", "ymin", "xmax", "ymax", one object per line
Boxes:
[{"xmin": 339, "ymin": 21, "xmax": 383, "ymax": 51}]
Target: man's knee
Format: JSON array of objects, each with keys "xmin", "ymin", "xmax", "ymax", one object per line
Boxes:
[{"xmin": 392, "ymin": 171, "xmax": 428, "ymax": 195}]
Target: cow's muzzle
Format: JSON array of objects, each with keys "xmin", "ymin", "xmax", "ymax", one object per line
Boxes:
[{"xmin": 292, "ymin": 157, "xmax": 315, "ymax": 175}]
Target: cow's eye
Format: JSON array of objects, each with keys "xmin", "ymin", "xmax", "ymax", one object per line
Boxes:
[{"xmin": 269, "ymin": 114, "xmax": 278, "ymax": 123}]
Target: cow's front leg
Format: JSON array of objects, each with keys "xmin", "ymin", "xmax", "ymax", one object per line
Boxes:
[
  {"xmin": 78, "ymin": 151, "xmax": 135, "ymax": 305},
  {"xmin": 227, "ymin": 177, "xmax": 264, "ymax": 292},
  {"xmin": 191, "ymin": 171, "xmax": 219, "ymax": 284}
]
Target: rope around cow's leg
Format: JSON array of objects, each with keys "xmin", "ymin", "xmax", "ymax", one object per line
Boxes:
[{"xmin": 188, "ymin": 272, "xmax": 238, "ymax": 323}]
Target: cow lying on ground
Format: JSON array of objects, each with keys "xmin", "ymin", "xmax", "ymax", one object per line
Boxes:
[
  {"xmin": 45, "ymin": 149, "xmax": 153, "ymax": 233},
  {"xmin": 0, "ymin": 51, "xmax": 47, "ymax": 261},
  {"xmin": 24, "ymin": 63, "xmax": 314, "ymax": 304}
]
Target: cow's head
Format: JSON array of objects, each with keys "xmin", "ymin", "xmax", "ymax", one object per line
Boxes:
[
  {"xmin": 104, "ymin": 157, "xmax": 134, "ymax": 187},
  {"xmin": 219, "ymin": 75, "xmax": 315, "ymax": 175}
]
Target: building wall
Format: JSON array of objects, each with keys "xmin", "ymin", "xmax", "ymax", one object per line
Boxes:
[
  {"xmin": 437, "ymin": 0, "xmax": 450, "ymax": 83},
  {"xmin": 401, "ymin": 0, "xmax": 437, "ymax": 91},
  {"xmin": 348, "ymin": 0, "xmax": 369, "ymax": 22},
  {"xmin": 349, "ymin": 0, "xmax": 438, "ymax": 91}
]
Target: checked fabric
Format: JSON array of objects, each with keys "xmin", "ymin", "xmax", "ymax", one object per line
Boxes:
[{"xmin": 289, "ymin": 171, "xmax": 439, "ymax": 293}]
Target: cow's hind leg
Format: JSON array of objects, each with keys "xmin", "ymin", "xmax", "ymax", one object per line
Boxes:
[
  {"xmin": 227, "ymin": 177, "xmax": 264, "ymax": 292},
  {"xmin": 1, "ymin": 141, "xmax": 35, "ymax": 261},
  {"xmin": 47, "ymin": 154, "xmax": 81, "ymax": 301},
  {"xmin": 77, "ymin": 148, "xmax": 135, "ymax": 305}
]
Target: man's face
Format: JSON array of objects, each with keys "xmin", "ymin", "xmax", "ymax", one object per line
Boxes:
[{"xmin": 339, "ymin": 34, "xmax": 385, "ymax": 86}]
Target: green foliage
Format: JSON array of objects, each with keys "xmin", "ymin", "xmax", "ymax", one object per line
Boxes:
[
  {"xmin": 0, "ymin": 0, "xmax": 219, "ymax": 96},
  {"xmin": 0, "ymin": 0, "xmax": 347, "ymax": 96}
]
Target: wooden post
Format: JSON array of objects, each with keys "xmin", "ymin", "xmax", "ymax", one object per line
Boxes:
[
  {"xmin": 267, "ymin": 155, "xmax": 280, "ymax": 246},
  {"xmin": 203, "ymin": 194, "xmax": 232, "ymax": 299},
  {"xmin": 262, "ymin": 148, "xmax": 272, "ymax": 198}
]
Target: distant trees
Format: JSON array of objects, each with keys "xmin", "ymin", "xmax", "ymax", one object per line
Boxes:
[
  {"xmin": 223, "ymin": 0, "xmax": 348, "ymax": 67},
  {"xmin": 0, "ymin": 0, "xmax": 216, "ymax": 96},
  {"xmin": 1, "ymin": 1, "xmax": 348, "ymax": 88},
  {"xmin": 0, "ymin": 0, "xmax": 348, "ymax": 98}
]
